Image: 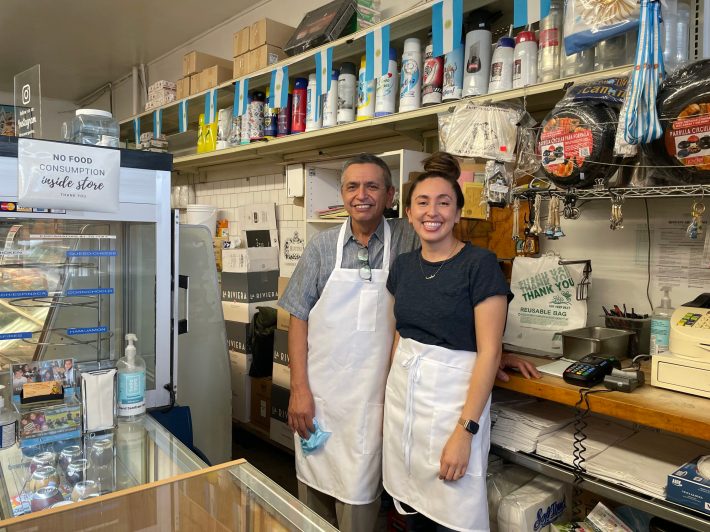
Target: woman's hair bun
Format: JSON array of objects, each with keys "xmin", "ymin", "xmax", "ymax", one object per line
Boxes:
[{"xmin": 422, "ymin": 152, "xmax": 460, "ymax": 180}]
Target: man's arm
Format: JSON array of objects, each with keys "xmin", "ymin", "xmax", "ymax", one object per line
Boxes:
[{"xmin": 287, "ymin": 315, "xmax": 316, "ymax": 439}]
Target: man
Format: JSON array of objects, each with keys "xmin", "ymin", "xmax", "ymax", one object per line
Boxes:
[{"xmin": 279, "ymin": 153, "xmax": 538, "ymax": 532}]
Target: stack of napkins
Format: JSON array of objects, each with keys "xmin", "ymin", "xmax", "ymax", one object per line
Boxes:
[
  {"xmin": 491, "ymin": 400, "xmax": 576, "ymax": 453},
  {"xmin": 585, "ymin": 430, "xmax": 710, "ymax": 498},
  {"xmin": 536, "ymin": 416, "xmax": 636, "ymax": 466}
]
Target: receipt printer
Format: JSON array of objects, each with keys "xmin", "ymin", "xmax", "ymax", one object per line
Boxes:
[{"xmin": 652, "ymin": 293, "xmax": 710, "ymax": 398}]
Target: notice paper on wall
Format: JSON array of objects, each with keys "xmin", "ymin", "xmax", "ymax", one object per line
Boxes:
[{"xmin": 649, "ymin": 217, "xmax": 710, "ymax": 295}]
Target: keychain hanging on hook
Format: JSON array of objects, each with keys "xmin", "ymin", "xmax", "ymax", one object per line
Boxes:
[
  {"xmin": 563, "ymin": 190, "xmax": 580, "ymax": 220},
  {"xmin": 687, "ymin": 201, "xmax": 705, "ymax": 240},
  {"xmin": 512, "ymin": 198, "xmax": 521, "ymax": 242},
  {"xmin": 530, "ymin": 194, "xmax": 543, "ymax": 235},
  {"xmin": 609, "ymin": 193, "xmax": 624, "ymax": 231},
  {"xmin": 552, "ymin": 196, "xmax": 565, "ymax": 238}
]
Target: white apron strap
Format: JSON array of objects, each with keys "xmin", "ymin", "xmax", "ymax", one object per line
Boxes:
[
  {"xmin": 382, "ymin": 219, "xmax": 391, "ymax": 272},
  {"xmin": 335, "ymin": 218, "xmax": 392, "ymax": 271},
  {"xmin": 400, "ymin": 351, "xmax": 423, "ymax": 473},
  {"xmin": 334, "ymin": 220, "xmax": 349, "ymax": 270},
  {"xmin": 393, "ymin": 498, "xmax": 418, "ymax": 516}
]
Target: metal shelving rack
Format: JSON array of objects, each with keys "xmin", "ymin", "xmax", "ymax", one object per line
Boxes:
[
  {"xmin": 516, "ymin": 183, "xmax": 710, "ymax": 200},
  {"xmin": 493, "ymin": 446, "xmax": 710, "ymax": 531}
]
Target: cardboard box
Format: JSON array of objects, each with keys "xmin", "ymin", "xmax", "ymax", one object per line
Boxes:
[
  {"xmin": 277, "ymin": 277, "xmax": 291, "ymax": 331},
  {"xmin": 148, "ymin": 80, "xmax": 177, "ymax": 93},
  {"xmin": 247, "ymin": 44, "xmax": 287, "ymax": 74},
  {"xmin": 176, "ymin": 77, "xmax": 191, "ymax": 100},
  {"xmin": 222, "ymin": 271, "xmax": 279, "ymax": 303},
  {"xmin": 250, "ymin": 377, "xmax": 272, "ymax": 431},
  {"xmin": 222, "ymin": 300, "xmax": 278, "ymax": 323},
  {"xmin": 190, "ymin": 73, "xmax": 201, "ymax": 95},
  {"xmin": 233, "ymin": 54, "xmax": 249, "ymax": 78},
  {"xmin": 270, "ymin": 417, "xmax": 295, "ymax": 451},
  {"xmin": 667, "ymin": 457, "xmax": 710, "ymax": 515},
  {"xmin": 226, "ymin": 320, "xmax": 251, "ymax": 354},
  {"xmin": 223, "ymin": 247, "xmax": 279, "ymax": 273},
  {"xmin": 183, "ymin": 51, "xmax": 232, "ymax": 76},
  {"xmin": 230, "ymin": 351, "xmax": 252, "ymax": 422},
  {"xmin": 200, "ymin": 65, "xmax": 232, "ymax": 91},
  {"xmin": 250, "ymin": 18, "xmax": 295, "ymax": 50},
  {"xmin": 242, "ymin": 229, "xmax": 279, "ymax": 249},
  {"xmin": 270, "ymin": 383, "xmax": 289, "ymax": 423},
  {"xmin": 235, "ymin": 203, "xmax": 278, "ymax": 231},
  {"xmin": 233, "ymin": 26, "xmax": 251, "ymax": 57},
  {"xmin": 273, "ymin": 329, "xmax": 290, "ymax": 389},
  {"xmin": 279, "ymin": 228, "xmax": 305, "ymax": 278}
]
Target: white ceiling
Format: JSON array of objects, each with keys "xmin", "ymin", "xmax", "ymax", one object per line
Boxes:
[{"xmin": 0, "ymin": 0, "xmax": 254, "ymax": 102}]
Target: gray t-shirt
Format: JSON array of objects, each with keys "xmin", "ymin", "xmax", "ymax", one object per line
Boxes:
[{"xmin": 279, "ymin": 217, "xmax": 419, "ymax": 321}]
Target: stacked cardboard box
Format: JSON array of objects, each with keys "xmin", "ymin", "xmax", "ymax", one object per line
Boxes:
[
  {"xmin": 181, "ymin": 51, "xmax": 233, "ymax": 96},
  {"xmin": 276, "ymin": 277, "xmax": 290, "ymax": 331},
  {"xmin": 145, "ymin": 80, "xmax": 176, "ymax": 111},
  {"xmin": 232, "ymin": 18, "xmax": 293, "ymax": 78},
  {"xmin": 230, "ymin": 350, "xmax": 252, "ymax": 423},
  {"xmin": 356, "ymin": 1, "xmax": 382, "ymax": 30},
  {"xmin": 250, "ymin": 376, "xmax": 272, "ymax": 431},
  {"xmin": 138, "ymin": 132, "xmax": 168, "ymax": 153}
]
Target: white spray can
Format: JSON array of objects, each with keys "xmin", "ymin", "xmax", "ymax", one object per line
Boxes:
[{"xmin": 399, "ymin": 38, "xmax": 422, "ymax": 112}]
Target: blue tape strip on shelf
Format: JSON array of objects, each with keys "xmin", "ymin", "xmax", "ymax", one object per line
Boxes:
[
  {"xmin": 0, "ymin": 290, "xmax": 48, "ymax": 299},
  {"xmin": 67, "ymin": 326, "xmax": 108, "ymax": 336},
  {"xmin": 66, "ymin": 288, "xmax": 114, "ymax": 296}
]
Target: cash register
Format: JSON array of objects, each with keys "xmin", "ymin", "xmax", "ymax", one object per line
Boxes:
[{"xmin": 651, "ymin": 293, "xmax": 710, "ymax": 398}]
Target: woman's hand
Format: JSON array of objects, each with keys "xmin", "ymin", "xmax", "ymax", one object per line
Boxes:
[
  {"xmin": 496, "ymin": 353, "xmax": 542, "ymax": 382},
  {"xmin": 439, "ymin": 426, "xmax": 472, "ymax": 481}
]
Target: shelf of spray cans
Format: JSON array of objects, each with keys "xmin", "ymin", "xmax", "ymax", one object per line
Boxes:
[{"xmin": 170, "ymin": 65, "xmax": 633, "ymax": 171}]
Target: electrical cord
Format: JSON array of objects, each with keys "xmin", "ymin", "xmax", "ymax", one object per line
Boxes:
[
  {"xmin": 572, "ymin": 387, "xmax": 614, "ymax": 520},
  {"xmin": 644, "ymin": 198, "xmax": 653, "ymax": 313}
]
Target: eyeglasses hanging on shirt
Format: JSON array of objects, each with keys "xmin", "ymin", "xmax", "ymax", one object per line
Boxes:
[{"xmin": 357, "ymin": 246, "xmax": 372, "ymax": 281}]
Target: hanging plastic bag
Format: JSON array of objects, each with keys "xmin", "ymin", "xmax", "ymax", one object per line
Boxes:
[
  {"xmin": 484, "ymin": 160, "xmax": 513, "ymax": 207},
  {"xmin": 564, "ymin": 0, "xmax": 640, "ymax": 54}
]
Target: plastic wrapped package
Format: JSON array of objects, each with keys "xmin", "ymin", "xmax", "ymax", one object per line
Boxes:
[
  {"xmin": 537, "ymin": 77, "xmax": 627, "ymax": 188},
  {"xmin": 484, "ymin": 160, "xmax": 513, "ymax": 207},
  {"xmin": 437, "ymin": 102, "xmax": 522, "ymax": 162},
  {"xmin": 644, "ymin": 59, "xmax": 710, "ymax": 183},
  {"xmin": 497, "ymin": 474, "xmax": 572, "ymax": 531},
  {"xmin": 564, "ymin": 0, "xmax": 639, "ymax": 54},
  {"xmin": 487, "ymin": 464, "xmax": 537, "ymax": 532},
  {"xmin": 516, "ymin": 112, "xmax": 541, "ymax": 180}
]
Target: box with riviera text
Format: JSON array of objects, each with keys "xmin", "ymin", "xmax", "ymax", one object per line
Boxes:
[
  {"xmin": 221, "ymin": 270, "xmax": 279, "ymax": 303},
  {"xmin": 273, "ymin": 329, "xmax": 289, "ymax": 389}
]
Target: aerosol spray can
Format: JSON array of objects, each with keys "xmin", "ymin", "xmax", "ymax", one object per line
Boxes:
[
  {"xmin": 263, "ymin": 88, "xmax": 278, "ymax": 139},
  {"xmin": 337, "ymin": 62, "xmax": 357, "ymax": 124},
  {"xmin": 375, "ymin": 47, "xmax": 398, "ymax": 117},
  {"xmin": 422, "ymin": 36, "xmax": 444, "ymax": 106},
  {"xmin": 399, "ymin": 38, "xmax": 422, "ymax": 112},
  {"xmin": 357, "ymin": 55, "xmax": 376, "ymax": 121},
  {"xmin": 306, "ymin": 73, "xmax": 322, "ymax": 132},
  {"xmin": 291, "ymin": 77, "xmax": 308, "ymax": 133},
  {"xmin": 489, "ymin": 27, "xmax": 515, "ymax": 93},
  {"xmin": 442, "ymin": 45, "xmax": 464, "ymax": 102},
  {"xmin": 513, "ymin": 27, "xmax": 538, "ymax": 89},
  {"xmin": 462, "ymin": 9, "xmax": 501, "ymax": 97},
  {"xmin": 276, "ymin": 92, "xmax": 292, "ymax": 137},
  {"xmin": 322, "ymin": 69, "xmax": 339, "ymax": 127}
]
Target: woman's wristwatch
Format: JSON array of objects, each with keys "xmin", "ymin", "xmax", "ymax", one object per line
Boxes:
[{"xmin": 457, "ymin": 418, "xmax": 479, "ymax": 435}]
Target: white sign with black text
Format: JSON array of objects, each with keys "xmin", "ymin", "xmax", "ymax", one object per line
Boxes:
[{"xmin": 17, "ymin": 139, "xmax": 120, "ymax": 212}]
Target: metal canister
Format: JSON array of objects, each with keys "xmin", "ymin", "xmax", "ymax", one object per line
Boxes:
[
  {"xmin": 31, "ymin": 486, "xmax": 65, "ymax": 512},
  {"xmin": 263, "ymin": 89, "xmax": 278, "ymax": 139},
  {"xmin": 277, "ymin": 94, "xmax": 293, "ymax": 137},
  {"xmin": 59, "ymin": 445, "xmax": 83, "ymax": 473},
  {"xmin": 248, "ymin": 91, "xmax": 266, "ymax": 141},
  {"xmin": 29, "ymin": 451, "xmax": 56, "ymax": 474},
  {"xmin": 66, "ymin": 458, "xmax": 89, "ymax": 486},
  {"xmin": 29, "ymin": 466, "xmax": 59, "ymax": 492}
]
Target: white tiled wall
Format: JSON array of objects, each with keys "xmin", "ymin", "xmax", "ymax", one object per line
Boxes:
[{"xmin": 190, "ymin": 171, "xmax": 305, "ymax": 235}]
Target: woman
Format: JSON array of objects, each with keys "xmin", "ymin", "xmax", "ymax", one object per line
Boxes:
[{"xmin": 383, "ymin": 152, "xmax": 511, "ymax": 532}]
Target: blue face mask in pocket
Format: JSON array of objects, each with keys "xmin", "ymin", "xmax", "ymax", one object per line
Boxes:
[{"xmin": 300, "ymin": 418, "xmax": 331, "ymax": 455}]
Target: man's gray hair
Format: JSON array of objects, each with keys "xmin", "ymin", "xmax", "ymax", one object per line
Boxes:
[{"xmin": 341, "ymin": 153, "xmax": 393, "ymax": 189}]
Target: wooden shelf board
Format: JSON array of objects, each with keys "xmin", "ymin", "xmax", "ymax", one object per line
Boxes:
[{"xmin": 495, "ymin": 353, "xmax": 710, "ymax": 441}]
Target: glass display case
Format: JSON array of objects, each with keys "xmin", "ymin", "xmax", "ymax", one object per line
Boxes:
[
  {"xmin": 0, "ymin": 415, "xmax": 205, "ymax": 520},
  {"xmin": 0, "ymin": 459, "xmax": 338, "ymax": 531}
]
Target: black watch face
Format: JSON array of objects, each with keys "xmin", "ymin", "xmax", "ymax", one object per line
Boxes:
[{"xmin": 466, "ymin": 420, "xmax": 479, "ymax": 434}]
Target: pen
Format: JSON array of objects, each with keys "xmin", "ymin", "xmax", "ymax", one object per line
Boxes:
[
  {"xmin": 623, "ymin": 304, "xmax": 627, "ymax": 317},
  {"xmin": 602, "ymin": 306, "xmax": 610, "ymax": 316}
]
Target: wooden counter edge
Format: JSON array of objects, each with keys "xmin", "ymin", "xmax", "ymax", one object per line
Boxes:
[
  {"xmin": 0, "ymin": 459, "xmax": 247, "ymax": 527},
  {"xmin": 496, "ymin": 355, "xmax": 710, "ymax": 441}
]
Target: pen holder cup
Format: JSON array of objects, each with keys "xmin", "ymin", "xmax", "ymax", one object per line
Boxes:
[{"xmin": 603, "ymin": 316, "xmax": 651, "ymax": 356}]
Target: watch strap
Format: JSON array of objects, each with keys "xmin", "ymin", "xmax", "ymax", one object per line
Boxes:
[{"xmin": 458, "ymin": 417, "xmax": 479, "ymax": 435}]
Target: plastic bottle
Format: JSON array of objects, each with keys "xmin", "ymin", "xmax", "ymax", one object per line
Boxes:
[
  {"xmin": 489, "ymin": 28, "xmax": 515, "ymax": 93},
  {"xmin": 196, "ymin": 114, "xmax": 205, "ymax": 153},
  {"xmin": 513, "ymin": 29, "xmax": 538, "ymax": 89},
  {"xmin": 248, "ymin": 91, "xmax": 266, "ymax": 141},
  {"xmin": 306, "ymin": 73, "xmax": 323, "ymax": 131},
  {"xmin": 650, "ymin": 287, "xmax": 675, "ymax": 356},
  {"xmin": 117, "ymin": 333, "xmax": 146, "ymax": 420},
  {"xmin": 263, "ymin": 88, "xmax": 278, "ymax": 138},
  {"xmin": 538, "ymin": 0, "xmax": 563, "ymax": 82},
  {"xmin": 322, "ymin": 69, "xmax": 340, "ymax": 127},
  {"xmin": 357, "ymin": 55, "xmax": 376, "ymax": 121},
  {"xmin": 337, "ymin": 62, "xmax": 357, "ymax": 124},
  {"xmin": 663, "ymin": 2, "xmax": 690, "ymax": 73},
  {"xmin": 561, "ymin": 35, "xmax": 594, "ymax": 78},
  {"xmin": 442, "ymin": 45, "xmax": 464, "ymax": 102},
  {"xmin": 462, "ymin": 10, "xmax": 500, "ymax": 96},
  {"xmin": 375, "ymin": 47, "xmax": 398, "ymax": 117},
  {"xmin": 422, "ymin": 37, "xmax": 444, "ymax": 106},
  {"xmin": 400, "ymin": 38, "xmax": 422, "ymax": 112},
  {"xmin": 0, "ymin": 387, "xmax": 16, "ymax": 450},
  {"xmin": 291, "ymin": 77, "xmax": 308, "ymax": 133},
  {"xmin": 71, "ymin": 109, "xmax": 120, "ymax": 147}
]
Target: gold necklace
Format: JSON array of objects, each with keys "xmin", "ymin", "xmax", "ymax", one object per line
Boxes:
[{"xmin": 419, "ymin": 241, "xmax": 461, "ymax": 280}]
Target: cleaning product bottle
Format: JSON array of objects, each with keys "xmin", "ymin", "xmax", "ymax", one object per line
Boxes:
[
  {"xmin": 0, "ymin": 386, "xmax": 16, "ymax": 450},
  {"xmin": 651, "ymin": 287, "xmax": 674, "ymax": 355},
  {"xmin": 375, "ymin": 47, "xmax": 398, "ymax": 117},
  {"xmin": 357, "ymin": 55, "xmax": 376, "ymax": 121},
  {"xmin": 489, "ymin": 26, "xmax": 515, "ymax": 93},
  {"xmin": 117, "ymin": 333, "xmax": 146, "ymax": 420},
  {"xmin": 337, "ymin": 62, "xmax": 357, "ymax": 124},
  {"xmin": 400, "ymin": 38, "xmax": 422, "ymax": 112},
  {"xmin": 462, "ymin": 9, "xmax": 501, "ymax": 97}
]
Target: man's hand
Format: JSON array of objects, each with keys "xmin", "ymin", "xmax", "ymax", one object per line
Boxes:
[
  {"xmin": 496, "ymin": 353, "xmax": 542, "ymax": 382},
  {"xmin": 439, "ymin": 426, "xmax": 472, "ymax": 481},
  {"xmin": 288, "ymin": 387, "xmax": 316, "ymax": 439}
]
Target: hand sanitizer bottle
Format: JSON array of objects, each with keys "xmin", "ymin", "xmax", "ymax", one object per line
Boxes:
[
  {"xmin": 651, "ymin": 286, "xmax": 674, "ymax": 356},
  {"xmin": 117, "ymin": 333, "xmax": 146, "ymax": 420}
]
